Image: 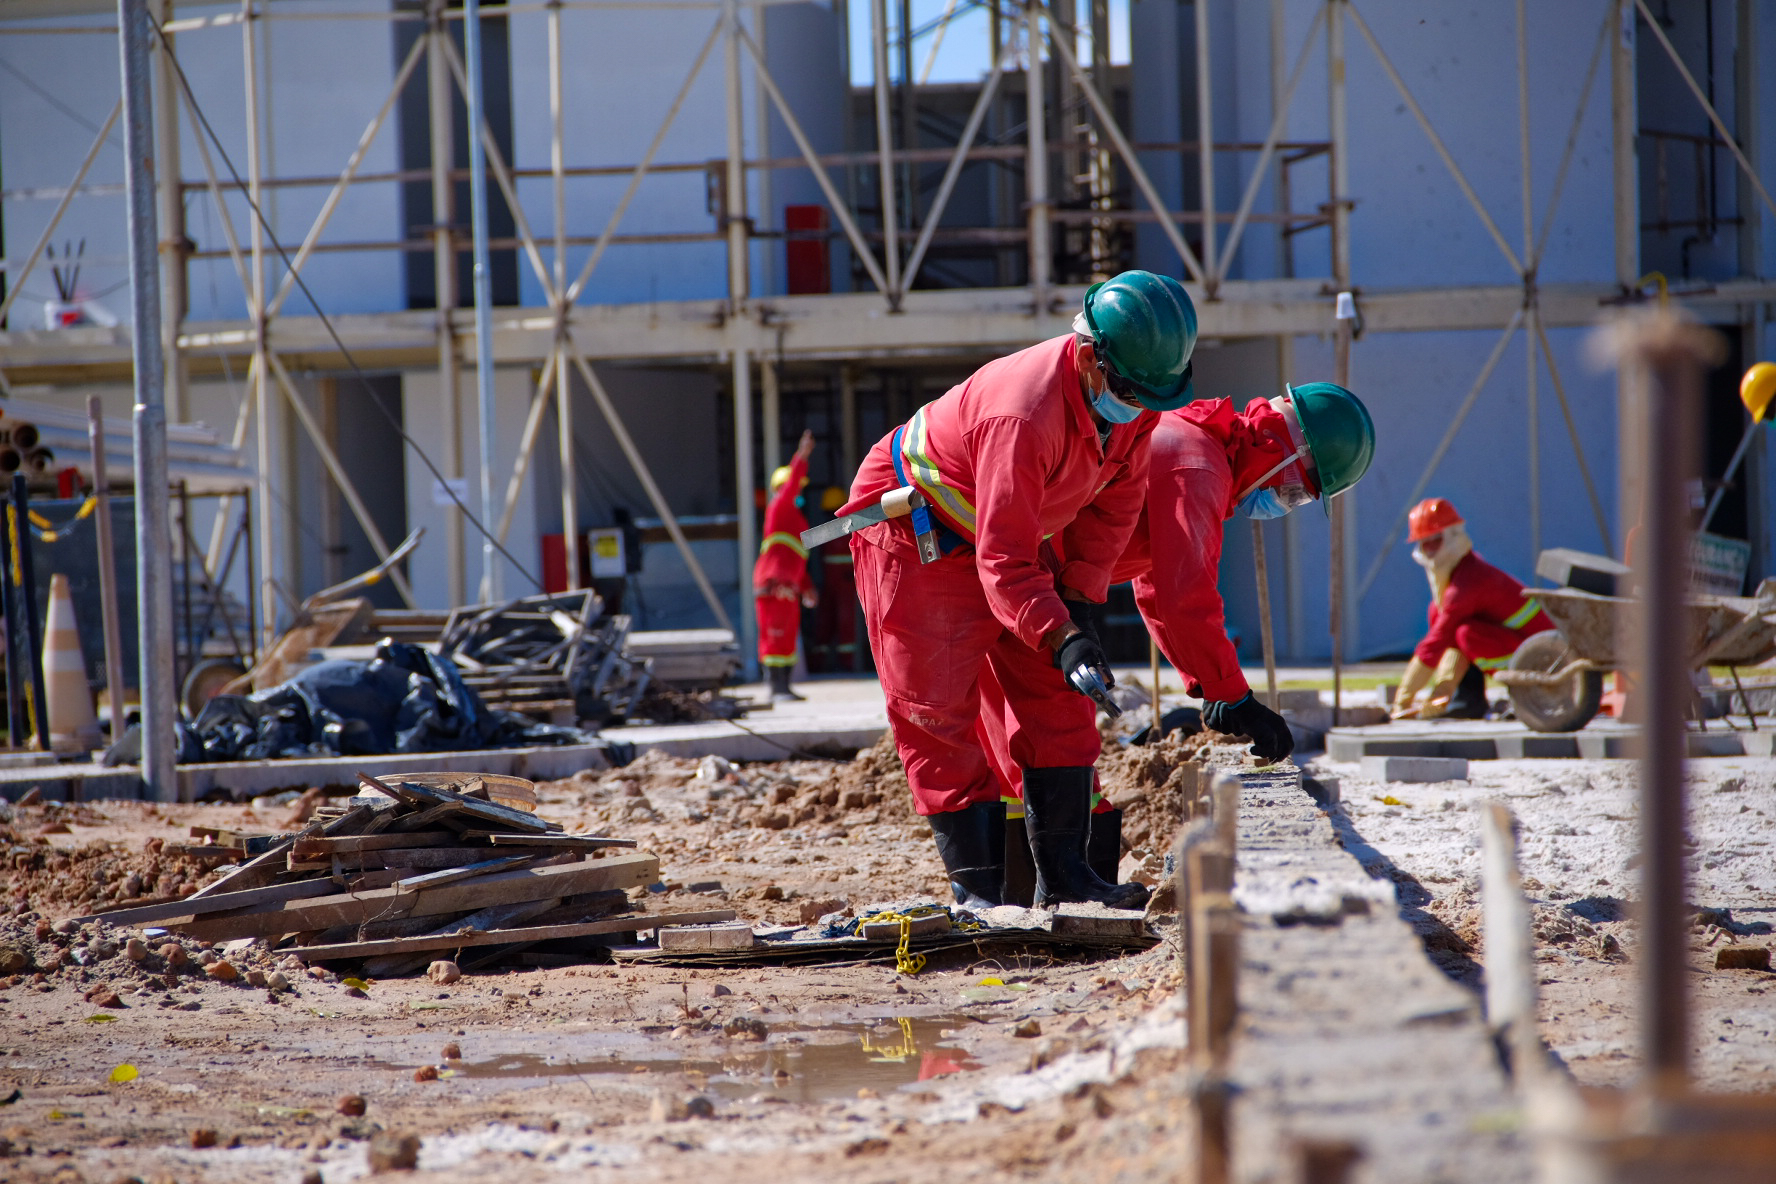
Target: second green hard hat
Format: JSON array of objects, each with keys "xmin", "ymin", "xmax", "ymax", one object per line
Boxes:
[
  {"xmin": 1081, "ymin": 270, "xmax": 1199, "ymax": 410},
  {"xmin": 1285, "ymin": 381, "xmax": 1374, "ymax": 500}
]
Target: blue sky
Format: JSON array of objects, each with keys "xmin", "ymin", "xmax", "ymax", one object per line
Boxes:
[{"xmin": 845, "ymin": 0, "xmax": 1131, "ymax": 86}]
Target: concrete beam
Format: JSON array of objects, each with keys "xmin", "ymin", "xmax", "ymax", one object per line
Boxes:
[{"xmin": 7, "ymin": 280, "xmax": 1776, "ymax": 380}]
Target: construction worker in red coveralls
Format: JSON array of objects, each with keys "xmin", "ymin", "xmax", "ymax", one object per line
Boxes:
[
  {"xmin": 1392, "ymin": 498, "xmax": 1553, "ymax": 720},
  {"xmin": 842, "ymin": 270, "xmax": 1198, "ymax": 912},
  {"xmin": 755, "ymin": 430, "xmax": 818, "ymax": 701},
  {"xmin": 980, "ymin": 383, "xmax": 1376, "ymax": 899}
]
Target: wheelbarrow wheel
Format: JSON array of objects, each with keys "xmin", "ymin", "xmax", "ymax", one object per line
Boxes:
[
  {"xmin": 1506, "ymin": 630, "xmax": 1602, "ymax": 733},
  {"xmin": 182, "ymin": 658, "xmax": 248, "ymax": 719}
]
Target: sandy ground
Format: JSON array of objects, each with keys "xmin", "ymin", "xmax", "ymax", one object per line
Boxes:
[
  {"xmin": 0, "ymin": 733, "xmax": 1771, "ymax": 1181},
  {"xmin": 1308, "ymin": 753, "xmax": 1776, "ymax": 1090}
]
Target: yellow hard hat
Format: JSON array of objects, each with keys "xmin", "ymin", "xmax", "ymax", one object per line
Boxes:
[
  {"xmin": 769, "ymin": 465, "xmax": 805, "ymax": 495},
  {"xmin": 1742, "ymin": 361, "xmax": 1776, "ymax": 424},
  {"xmin": 821, "ymin": 485, "xmax": 846, "ymax": 512}
]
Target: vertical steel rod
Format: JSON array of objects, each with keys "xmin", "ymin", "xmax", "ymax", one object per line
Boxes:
[
  {"xmin": 87, "ymin": 398, "xmax": 128, "ymax": 746},
  {"xmin": 734, "ymin": 347, "xmax": 756, "ymax": 673},
  {"xmin": 1610, "ymin": 0, "xmax": 1638, "ymax": 291},
  {"xmin": 1620, "ymin": 313, "xmax": 1719, "ymax": 1093},
  {"xmin": 429, "ymin": 8, "xmax": 465, "ymax": 606},
  {"xmin": 120, "ymin": 0, "xmax": 177, "ymax": 799},
  {"xmin": 1252, "ymin": 520, "xmax": 1278, "ymax": 709},
  {"xmin": 1195, "ymin": 0, "xmax": 1217, "ymax": 289},
  {"xmin": 0, "ymin": 508, "xmax": 22, "ymax": 747},
  {"xmin": 870, "ymin": 0, "xmax": 901, "ymax": 301},
  {"xmin": 549, "ymin": 0, "xmax": 579, "ymax": 593},
  {"xmin": 12, "ymin": 479, "xmax": 50, "ymax": 754},
  {"xmin": 1024, "ymin": 2, "xmax": 1050, "ymax": 307},
  {"xmin": 1326, "ymin": 0, "xmax": 1351, "ymax": 727},
  {"xmin": 463, "ymin": 0, "xmax": 500, "ymax": 603},
  {"xmin": 725, "ymin": 0, "xmax": 755, "ymax": 668},
  {"xmin": 243, "ymin": 0, "xmax": 276, "ymax": 659},
  {"xmin": 839, "ymin": 364, "xmax": 859, "ymax": 476},
  {"xmin": 152, "ymin": 0, "xmax": 189, "ymax": 424},
  {"xmin": 761, "ymin": 358, "xmax": 782, "ymax": 477}
]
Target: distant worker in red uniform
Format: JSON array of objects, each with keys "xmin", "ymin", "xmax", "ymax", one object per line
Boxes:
[
  {"xmin": 811, "ymin": 486, "xmax": 860, "ymax": 672},
  {"xmin": 842, "ymin": 270, "xmax": 1198, "ymax": 912},
  {"xmin": 1392, "ymin": 498, "xmax": 1552, "ymax": 719},
  {"xmin": 755, "ymin": 430, "xmax": 818, "ymax": 701},
  {"xmin": 979, "ymin": 383, "xmax": 1375, "ymax": 896}
]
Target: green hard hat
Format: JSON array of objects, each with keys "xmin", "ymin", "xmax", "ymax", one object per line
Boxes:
[
  {"xmin": 1285, "ymin": 381, "xmax": 1374, "ymax": 500},
  {"xmin": 1081, "ymin": 270, "xmax": 1198, "ymax": 410}
]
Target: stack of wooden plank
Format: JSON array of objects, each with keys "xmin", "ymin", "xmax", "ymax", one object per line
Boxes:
[
  {"xmin": 439, "ymin": 591, "xmax": 651, "ymax": 724},
  {"xmin": 85, "ymin": 771, "xmax": 732, "ymax": 974}
]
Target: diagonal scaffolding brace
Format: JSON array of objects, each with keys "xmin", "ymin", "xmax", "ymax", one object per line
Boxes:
[
  {"xmin": 1346, "ymin": 1, "xmax": 1523, "ymax": 277},
  {"xmin": 1357, "ymin": 307, "xmax": 1524, "ymax": 599}
]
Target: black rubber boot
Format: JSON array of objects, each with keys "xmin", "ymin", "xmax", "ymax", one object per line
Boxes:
[
  {"xmin": 1022, "ymin": 768, "xmax": 1149, "ymax": 910},
  {"xmin": 1002, "ymin": 810, "xmax": 1036, "ymax": 907},
  {"xmin": 767, "ymin": 666, "xmax": 804, "ymax": 701},
  {"xmin": 1087, "ymin": 806, "xmax": 1125, "ymax": 885},
  {"xmin": 927, "ymin": 800, "xmax": 1006, "ymax": 910},
  {"xmin": 1446, "ymin": 663, "xmax": 1488, "ymax": 719}
]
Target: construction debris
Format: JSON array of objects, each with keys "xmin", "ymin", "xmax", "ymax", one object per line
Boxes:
[
  {"xmin": 440, "ymin": 591, "xmax": 650, "ymax": 724},
  {"xmin": 69, "ymin": 770, "xmax": 733, "ymax": 975},
  {"xmin": 107, "ymin": 640, "xmax": 615, "ymax": 766}
]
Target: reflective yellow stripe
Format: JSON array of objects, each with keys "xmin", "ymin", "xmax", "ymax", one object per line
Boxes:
[
  {"xmin": 901, "ymin": 406, "xmax": 977, "ymax": 537},
  {"xmin": 1503, "ymin": 598, "xmax": 1541, "ymax": 630},
  {"xmin": 760, "ymin": 532, "xmax": 808, "ymax": 559},
  {"xmin": 1474, "ymin": 654, "xmax": 1512, "ymax": 670}
]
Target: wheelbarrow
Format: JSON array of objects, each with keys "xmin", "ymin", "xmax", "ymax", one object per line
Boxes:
[{"xmin": 1493, "ymin": 577, "xmax": 1776, "ymax": 732}]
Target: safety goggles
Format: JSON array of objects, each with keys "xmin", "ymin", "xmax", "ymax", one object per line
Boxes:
[
  {"xmin": 1093, "ymin": 354, "xmax": 1146, "ymax": 410},
  {"xmin": 1235, "ymin": 445, "xmax": 1311, "ymax": 505}
]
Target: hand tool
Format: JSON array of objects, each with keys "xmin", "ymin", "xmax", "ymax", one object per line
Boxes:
[
  {"xmin": 800, "ymin": 485, "xmax": 938, "ymax": 562},
  {"xmin": 1067, "ymin": 662, "xmax": 1121, "ymax": 717}
]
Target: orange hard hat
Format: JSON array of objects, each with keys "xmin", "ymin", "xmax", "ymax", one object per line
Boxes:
[{"xmin": 1408, "ymin": 497, "xmax": 1464, "ymax": 543}]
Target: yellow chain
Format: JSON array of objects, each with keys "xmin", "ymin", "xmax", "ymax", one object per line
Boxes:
[{"xmin": 866, "ymin": 906, "xmax": 948, "ymax": 975}]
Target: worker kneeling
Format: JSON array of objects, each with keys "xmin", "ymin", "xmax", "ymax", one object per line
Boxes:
[
  {"xmin": 1393, "ymin": 498, "xmax": 1552, "ymax": 720},
  {"xmin": 844, "ymin": 271, "xmax": 1197, "ymax": 911}
]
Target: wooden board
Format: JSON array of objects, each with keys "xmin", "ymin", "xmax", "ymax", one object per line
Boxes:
[
  {"xmin": 291, "ymin": 831, "xmax": 457, "ymax": 857},
  {"xmin": 188, "ymin": 806, "xmax": 369, "ymax": 899},
  {"xmin": 392, "ymin": 857, "xmax": 536, "ymax": 894},
  {"xmin": 295, "ymin": 907, "xmax": 737, "ymax": 962},
  {"xmin": 464, "ymin": 832, "xmax": 637, "ymax": 849},
  {"xmin": 76, "ymin": 870, "xmax": 400, "ymax": 927},
  {"xmin": 169, "ymin": 852, "xmax": 659, "ymax": 943}
]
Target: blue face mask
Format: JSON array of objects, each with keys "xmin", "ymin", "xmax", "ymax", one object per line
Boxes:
[
  {"xmin": 1092, "ymin": 388, "xmax": 1144, "ymax": 424},
  {"xmin": 1238, "ymin": 488, "xmax": 1289, "ymax": 520}
]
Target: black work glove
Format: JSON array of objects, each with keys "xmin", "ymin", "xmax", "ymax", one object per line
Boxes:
[
  {"xmin": 1065, "ymin": 597, "xmax": 1102, "ymax": 642},
  {"xmin": 1201, "ymin": 692, "xmax": 1294, "ymax": 762},
  {"xmin": 1054, "ymin": 630, "xmax": 1114, "ymax": 688}
]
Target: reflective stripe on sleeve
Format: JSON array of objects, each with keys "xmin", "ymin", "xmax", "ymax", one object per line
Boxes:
[{"xmin": 1502, "ymin": 598, "xmax": 1542, "ymax": 630}]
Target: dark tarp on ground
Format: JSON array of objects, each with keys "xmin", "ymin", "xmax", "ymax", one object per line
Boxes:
[{"xmin": 105, "ymin": 641, "xmax": 632, "ymax": 766}]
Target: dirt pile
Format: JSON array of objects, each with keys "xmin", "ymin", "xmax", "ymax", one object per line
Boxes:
[
  {"xmin": 1097, "ymin": 731, "xmax": 1213, "ymax": 858},
  {"xmin": 3, "ymin": 803, "xmax": 227, "ymax": 916},
  {"xmin": 0, "ymin": 911, "xmax": 304, "ymax": 1007},
  {"xmin": 554, "ymin": 733, "xmax": 919, "ymax": 837}
]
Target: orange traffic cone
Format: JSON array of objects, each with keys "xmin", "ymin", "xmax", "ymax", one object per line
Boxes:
[{"xmin": 42, "ymin": 573, "xmax": 101, "ymax": 754}]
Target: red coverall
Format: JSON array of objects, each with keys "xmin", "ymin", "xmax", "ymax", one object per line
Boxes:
[
  {"xmin": 847, "ymin": 335, "xmax": 1155, "ymax": 816},
  {"xmin": 754, "ymin": 455, "xmax": 813, "ymax": 669},
  {"xmin": 977, "ymin": 398, "xmax": 1289, "ymax": 806},
  {"xmin": 1414, "ymin": 550, "xmax": 1552, "ymax": 672}
]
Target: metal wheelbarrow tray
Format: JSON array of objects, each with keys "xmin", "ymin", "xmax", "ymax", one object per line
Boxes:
[{"xmin": 1493, "ymin": 581, "xmax": 1776, "ymax": 733}]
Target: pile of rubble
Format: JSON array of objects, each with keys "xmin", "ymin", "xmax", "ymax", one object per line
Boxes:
[
  {"xmin": 57, "ymin": 772, "xmax": 733, "ymax": 977},
  {"xmin": 440, "ymin": 592, "xmax": 650, "ymax": 724}
]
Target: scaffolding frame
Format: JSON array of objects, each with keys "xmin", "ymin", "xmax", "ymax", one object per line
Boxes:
[{"xmin": 1, "ymin": 0, "xmax": 1774, "ymax": 666}]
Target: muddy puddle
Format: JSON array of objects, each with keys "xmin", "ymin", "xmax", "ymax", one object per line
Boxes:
[{"xmin": 380, "ymin": 1017, "xmax": 980, "ymax": 1104}]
